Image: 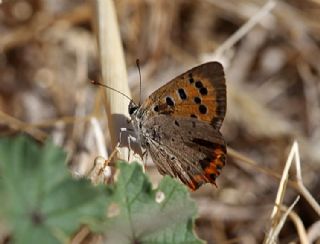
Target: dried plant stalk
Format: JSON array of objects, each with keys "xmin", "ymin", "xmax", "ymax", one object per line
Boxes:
[{"xmin": 93, "ymin": 0, "xmax": 132, "ymax": 161}]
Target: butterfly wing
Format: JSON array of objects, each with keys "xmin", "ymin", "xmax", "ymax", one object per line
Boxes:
[
  {"xmin": 140, "ymin": 62, "xmax": 226, "ymax": 130},
  {"xmin": 143, "ymin": 115, "xmax": 226, "ymax": 190}
]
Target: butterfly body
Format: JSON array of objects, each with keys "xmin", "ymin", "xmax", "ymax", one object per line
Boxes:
[{"xmin": 129, "ymin": 62, "xmax": 227, "ymax": 190}]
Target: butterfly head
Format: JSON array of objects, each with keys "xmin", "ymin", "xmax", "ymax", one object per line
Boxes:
[{"xmin": 128, "ymin": 100, "xmax": 139, "ymax": 116}]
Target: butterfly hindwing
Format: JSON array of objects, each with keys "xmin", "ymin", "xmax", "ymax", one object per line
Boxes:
[
  {"xmin": 140, "ymin": 62, "xmax": 226, "ymax": 130},
  {"xmin": 143, "ymin": 115, "xmax": 226, "ymax": 190}
]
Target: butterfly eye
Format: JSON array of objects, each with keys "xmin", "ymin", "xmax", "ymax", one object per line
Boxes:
[
  {"xmin": 129, "ymin": 107, "xmax": 137, "ymax": 115},
  {"xmin": 128, "ymin": 101, "xmax": 138, "ymax": 115}
]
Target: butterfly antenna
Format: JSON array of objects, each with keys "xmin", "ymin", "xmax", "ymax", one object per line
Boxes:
[
  {"xmin": 90, "ymin": 80, "xmax": 133, "ymax": 103},
  {"xmin": 136, "ymin": 59, "xmax": 142, "ymax": 106}
]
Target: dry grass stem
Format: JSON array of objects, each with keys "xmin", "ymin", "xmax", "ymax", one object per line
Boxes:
[
  {"xmin": 90, "ymin": 117, "xmax": 108, "ymax": 159},
  {"xmin": 270, "ymin": 141, "xmax": 298, "ymax": 219},
  {"xmin": 264, "ymin": 197, "xmax": 300, "ymax": 244},
  {"xmin": 292, "ymin": 142, "xmax": 320, "ymax": 216},
  {"xmin": 210, "ymin": 0, "xmax": 276, "ymax": 60},
  {"xmin": 0, "ymin": 110, "xmax": 47, "ymax": 141},
  {"xmin": 264, "ymin": 140, "xmax": 319, "ymax": 243},
  {"xmin": 93, "ymin": 0, "xmax": 142, "ymax": 166},
  {"xmin": 286, "ymin": 205, "xmax": 309, "ymax": 244},
  {"xmin": 229, "ymin": 144, "xmax": 320, "ymax": 217}
]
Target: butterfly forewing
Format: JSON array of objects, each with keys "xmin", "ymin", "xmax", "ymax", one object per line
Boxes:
[{"xmin": 140, "ymin": 62, "xmax": 226, "ymax": 130}]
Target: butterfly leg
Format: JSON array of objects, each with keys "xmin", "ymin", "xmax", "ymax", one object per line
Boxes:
[
  {"xmin": 119, "ymin": 127, "xmax": 134, "ymax": 146},
  {"xmin": 119, "ymin": 128, "xmax": 126, "ymax": 146},
  {"xmin": 119, "ymin": 127, "xmax": 138, "ymax": 161},
  {"xmin": 127, "ymin": 134, "xmax": 138, "ymax": 161}
]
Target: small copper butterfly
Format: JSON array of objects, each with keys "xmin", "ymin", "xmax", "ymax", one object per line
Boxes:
[{"xmin": 128, "ymin": 62, "xmax": 227, "ymax": 190}]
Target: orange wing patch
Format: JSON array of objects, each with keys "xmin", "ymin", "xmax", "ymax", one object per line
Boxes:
[
  {"xmin": 188, "ymin": 141, "xmax": 226, "ymax": 191},
  {"xmin": 143, "ymin": 62, "xmax": 226, "ymax": 130}
]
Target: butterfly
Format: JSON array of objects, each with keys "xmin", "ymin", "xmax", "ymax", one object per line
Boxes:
[{"xmin": 128, "ymin": 62, "xmax": 227, "ymax": 190}]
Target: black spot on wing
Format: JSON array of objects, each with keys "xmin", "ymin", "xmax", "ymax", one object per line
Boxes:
[
  {"xmin": 192, "ymin": 138, "xmax": 218, "ymax": 149},
  {"xmin": 178, "ymin": 88, "xmax": 187, "ymax": 100},
  {"xmin": 195, "ymin": 81, "xmax": 203, "ymax": 88},
  {"xmin": 199, "ymin": 104, "xmax": 207, "ymax": 114},
  {"xmin": 199, "ymin": 157, "xmax": 211, "ymax": 170},
  {"xmin": 166, "ymin": 96, "xmax": 175, "ymax": 106},
  {"xmin": 199, "ymin": 87, "xmax": 208, "ymax": 95},
  {"xmin": 194, "ymin": 97, "xmax": 201, "ymax": 104}
]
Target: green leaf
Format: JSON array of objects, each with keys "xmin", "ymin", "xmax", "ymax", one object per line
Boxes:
[
  {"xmin": 0, "ymin": 135, "xmax": 109, "ymax": 244},
  {"xmin": 0, "ymin": 135, "xmax": 204, "ymax": 244},
  {"xmin": 103, "ymin": 162, "xmax": 204, "ymax": 244}
]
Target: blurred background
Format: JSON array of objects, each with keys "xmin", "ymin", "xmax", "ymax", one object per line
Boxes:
[{"xmin": 0, "ymin": 0, "xmax": 319, "ymax": 243}]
